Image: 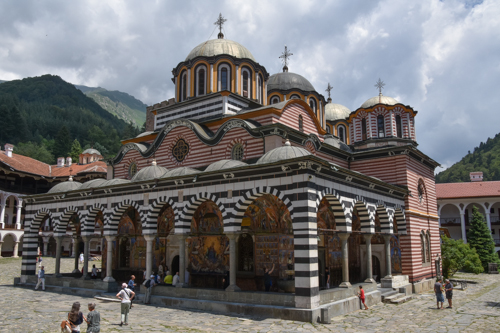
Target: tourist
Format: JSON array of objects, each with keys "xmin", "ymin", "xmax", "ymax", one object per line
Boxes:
[
  {"xmin": 172, "ymin": 271, "xmax": 180, "ymax": 286},
  {"xmin": 325, "ymin": 267, "xmax": 330, "ymax": 289},
  {"xmin": 67, "ymin": 301, "xmax": 87, "ymax": 333},
  {"xmin": 144, "ymin": 274, "xmax": 156, "ymax": 304},
  {"xmin": 91, "ymin": 264, "xmax": 99, "ymax": 279},
  {"xmin": 164, "ymin": 271, "xmax": 173, "ymax": 286},
  {"xmin": 128, "ymin": 275, "xmax": 136, "ymax": 308},
  {"xmin": 445, "ymin": 279, "xmax": 453, "ymax": 309},
  {"xmin": 38, "ymin": 254, "xmax": 42, "ymax": 268},
  {"xmin": 79, "ymin": 252, "xmax": 84, "ymax": 265},
  {"xmin": 358, "ymin": 285, "xmax": 369, "ymax": 310},
  {"xmin": 435, "ymin": 278, "xmax": 444, "ymax": 309},
  {"xmin": 264, "ymin": 263, "xmax": 275, "ymax": 292},
  {"xmin": 158, "ymin": 260, "xmax": 165, "ymax": 280},
  {"xmin": 86, "ymin": 302, "xmax": 100, "ymax": 333},
  {"xmin": 155, "ymin": 272, "xmax": 162, "ymax": 285},
  {"xmin": 35, "ymin": 265, "xmax": 45, "ymax": 291},
  {"xmin": 116, "ymin": 282, "xmax": 135, "ymax": 326}
]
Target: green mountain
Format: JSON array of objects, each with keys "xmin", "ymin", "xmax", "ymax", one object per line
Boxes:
[
  {"xmin": 435, "ymin": 132, "xmax": 500, "ymax": 183},
  {"xmin": 75, "ymin": 85, "xmax": 147, "ymax": 128},
  {"xmin": 0, "ymin": 74, "xmax": 140, "ymax": 162}
]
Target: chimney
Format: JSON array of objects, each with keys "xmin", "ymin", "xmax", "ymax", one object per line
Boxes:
[
  {"xmin": 57, "ymin": 157, "xmax": 65, "ymax": 167},
  {"xmin": 66, "ymin": 157, "xmax": 72, "ymax": 167},
  {"xmin": 4, "ymin": 144, "xmax": 14, "ymax": 158},
  {"xmin": 470, "ymin": 172, "xmax": 483, "ymax": 182}
]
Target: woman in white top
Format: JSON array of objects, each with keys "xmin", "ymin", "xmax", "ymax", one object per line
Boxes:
[{"xmin": 116, "ymin": 283, "xmax": 135, "ymax": 326}]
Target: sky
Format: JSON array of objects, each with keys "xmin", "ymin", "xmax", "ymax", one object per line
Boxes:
[{"xmin": 0, "ymin": 0, "xmax": 498, "ymax": 171}]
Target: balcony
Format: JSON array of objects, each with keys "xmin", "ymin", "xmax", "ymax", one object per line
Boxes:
[
  {"xmin": 439, "ymin": 217, "xmax": 461, "ymax": 226},
  {"xmin": 493, "ymin": 237, "xmax": 500, "ymax": 247}
]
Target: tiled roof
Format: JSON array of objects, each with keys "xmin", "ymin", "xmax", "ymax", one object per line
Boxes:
[
  {"xmin": 436, "ymin": 181, "xmax": 500, "ymax": 199},
  {"xmin": 51, "ymin": 161, "xmax": 107, "ymax": 177}
]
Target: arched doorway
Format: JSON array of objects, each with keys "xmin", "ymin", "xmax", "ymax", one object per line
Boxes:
[
  {"xmin": 372, "ymin": 255, "xmax": 381, "ymax": 281},
  {"xmin": 349, "ymin": 207, "xmax": 363, "ymax": 283},
  {"xmin": 1, "ymin": 234, "xmax": 15, "ymax": 257},
  {"xmin": 171, "ymin": 255, "xmax": 179, "ymax": 275},
  {"xmin": 156, "ymin": 204, "xmax": 175, "ymax": 275},
  {"xmin": 317, "ymin": 197, "xmax": 342, "ymax": 288}
]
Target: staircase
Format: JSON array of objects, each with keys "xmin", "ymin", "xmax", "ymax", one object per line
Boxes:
[{"xmin": 379, "ymin": 286, "xmax": 415, "ymax": 304}]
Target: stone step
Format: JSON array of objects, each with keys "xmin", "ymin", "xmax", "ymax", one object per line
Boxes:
[
  {"xmin": 381, "ymin": 290, "xmax": 398, "ymax": 301},
  {"xmin": 382, "ymin": 293, "xmax": 405, "ymax": 303},
  {"xmin": 390, "ymin": 294, "xmax": 415, "ymax": 304}
]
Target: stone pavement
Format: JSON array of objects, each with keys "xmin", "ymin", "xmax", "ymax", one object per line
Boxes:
[{"xmin": 1, "ymin": 257, "xmax": 500, "ymax": 332}]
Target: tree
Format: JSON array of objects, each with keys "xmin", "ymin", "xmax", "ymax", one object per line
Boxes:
[
  {"xmin": 69, "ymin": 139, "xmax": 83, "ymax": 163},
  {"xmin": 441, "ymin": 236, "xmax": 483, "ymax": 278},
  {"xmin": 467, "ymin": 206, "xmax": 500, "ymax": 270},
  {"xmin": 14, "ymin": 141, "xmax": 54, "ymax": 164},
  {"xmin": 53, "ymin": 125, "xmax": 71, "ymax": 158}
]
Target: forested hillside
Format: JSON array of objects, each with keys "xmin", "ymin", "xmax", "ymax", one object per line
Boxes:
[
  {"xmin": 0, "ymin": 75, "xmax": 140, "ymax": 164},
  {"xmin": 435, "ymin": 132, "xmax": 500, "ymax": 183}
]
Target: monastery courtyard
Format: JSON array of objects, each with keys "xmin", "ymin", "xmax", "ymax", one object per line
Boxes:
[{"xmin": 1, "ymin": 258, "xmax": 499, "ymax": 332}]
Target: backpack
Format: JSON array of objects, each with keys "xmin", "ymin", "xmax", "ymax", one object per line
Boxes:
[{"xmin": 145, "ymin": 279, "xmax": 151, "ymax": 288}]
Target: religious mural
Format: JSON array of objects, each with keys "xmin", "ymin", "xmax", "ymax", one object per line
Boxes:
[
  {"xmin": 244, "ymin": 194, "xmax": 292, "ymax": 234},
  {"xmin": 391, "ymin": 235, "xmax": 402, "ymax": 274}
]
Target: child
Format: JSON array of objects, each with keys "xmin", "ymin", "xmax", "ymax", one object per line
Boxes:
[
  {"xmin": 86, "ymin": 302, "xmax": 101, "ymax": 332},
  {"xmin": 358, "ymin": 285, "xmax": 369, "ymax": 310}
]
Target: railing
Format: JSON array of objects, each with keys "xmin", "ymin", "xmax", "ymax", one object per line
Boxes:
[
  {"xmin": 439, "ymin": 217, "xmax": 461, "ymax": 225},
  {"xmin": 493, "ymin": 237, "xmax": 500, "ymax": 247}
]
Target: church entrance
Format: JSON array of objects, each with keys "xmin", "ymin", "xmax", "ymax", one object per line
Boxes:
[
  {"xmin": 372, "ymin": 255, "xmax": 381, "ymax": 282},
  {"xmin": 171, "ymin": 255, "xmax": 179, "ymax": 275},
  {"xmin": 119, "ymin": 237, "xmax": 131, "ymax": 268}
]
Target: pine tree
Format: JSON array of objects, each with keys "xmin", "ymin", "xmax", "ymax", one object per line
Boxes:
[
  {"xmin": 53, "ymin": 125, "xmax": 71, "ymax": 158},
  {"xmin": 467, "ymin": 206, "xmax": 500, "ymax": 270},
  {"xmin": 69, "ymin": 139, "xmax": 83, "ymax": 163}
]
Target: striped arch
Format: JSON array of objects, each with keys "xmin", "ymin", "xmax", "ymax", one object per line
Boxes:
[
  {"xmin": 179, "ymin": 192, "xmax": 227, "ymax": 233},
  {"xmin": 104, "ymin": 199, "xmax": 144, "ymax": 236},
  {"xmin": 54, "ymin": 206, "xmax": 82, "ymax": 236},
  {"xmin": 144, "ymin": 196, "xmax": 177, "ymax": 235},
  {"xmin": 316, "ymin": 188, "xmax": 349, "ymax": 231},
  {"xmin": 393, "ymin": 206, "xmax": 407, "ymax": 235},
  {"xmin": 81, "ymin": 203, "xmax": 106, "ymax": 236},
  {"xmin": 376, "ymin": 203, "xmax": 392, "ymax": 234},
  {"xmin": 22, "ymin": 208, "xmax": 53, "ymax": 277},
  {"xmin": 231, "ymin": 186, "xmax": 294, "ymax": 229},
  {"xmin": 29, "ymin": 208, "xmax": 53, "ymax": 233},
  {"xmin": 354, "ymin": 199, "xmax": 375, "ymax": 233}
]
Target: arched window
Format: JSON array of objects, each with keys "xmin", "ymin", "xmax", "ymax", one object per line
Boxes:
[
  {"xmin": 290, "ymin": 94, "xmax": 301, "ymax": 99},
  {"xmin": 418, "ymin": 181, "xmax": 425, "ymax": 204},
  {"xmin": 426, "ymin": 231, "xmax": 431, "ymax": 263},
  {"xmin": 326, "ymin": 126, "xmax": 330, "ymax": 134},
  {"xmin": 242, "ymin": 68, "xmax": 250, "ymax": 97},
  {"xmin": 180, "ymin": 71, "xmax": 187, "ymax": 102},
  {"xmin": 218, "ymin": 64, "xmax": 231, "ymax": 91},
  {"xmin": 299, "ymin": 115, "xmax": 304, "ymax": 132},
  {"xmin": 195, "ymin": 66, "xmax": 206, "ymax": 97},
  {"xmin": 231, "ymin": 143, "xmax": 244, "ymax": 161},
  {"xmin": 128, "ymin": 162, "xmax": 138, "ymax": 179},
  {"xmin": 270, "ymin": 96, "xmax": 280, "ymax": 104},
  {"xmin": 420, "ymin": 232, "xmax": 426, "ymax": 263},
  {"xmin": 258, "ymin": 74, "xmax": 263, "ymax": 104},
  {"xmin": 377, "ymin": 115, "xmax": 385, "ymax": 138},
  {"xmin": 309, "ymin": 98, "xmax": 317, "ymax": 115},
  {"xmin": 361, "ymin": 118, "xmax": 367, "ymax": 140},
  {"xmin": 396, "ymin": 115, "xmax": 402, "ymax": 138},
  {"xmin": 338, "ymin": 125, "xmax": 346, "ymax": 143}
]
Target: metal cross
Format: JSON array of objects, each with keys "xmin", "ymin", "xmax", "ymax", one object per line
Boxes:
[
  {"xmin": 279, "ymin": 45, "xmax": 293, "ymax": 68},
  {"xmin": 375, "ymin": 78, "xmax": 385, "ymax": 94},
  {"xmin": 325, "ymin": 83, "xmax": 333, "ymax": 99},
  {"xmin": 214, "ymin": 13, "xmax": 227, "ymax": 34}
]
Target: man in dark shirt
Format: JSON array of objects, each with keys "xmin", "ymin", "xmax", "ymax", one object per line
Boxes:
[
  {"xmin": 434, "ymin": 278, "xmax": 444, "ymax": 309},
  {"xmin": 325, "ymin": 267, "xmax": 330, "ymax": 289},
  {"xmin": 264, "ymin": 263, "xmax": 275, "ymax": 292}
]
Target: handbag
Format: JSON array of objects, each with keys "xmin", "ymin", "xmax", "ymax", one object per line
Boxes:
[{"xmin": 60, "ymin": 320, "xmax": 71, "ymax": 333}]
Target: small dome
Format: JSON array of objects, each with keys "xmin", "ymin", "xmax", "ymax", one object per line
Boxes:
[
  {"xmin": 256, "ymin": 141, "xmax": 312, "ymax": 164},
  {"xmin": 204, "ymin": 160, "xmax": 247, "ymax": 172},
  {"xmin": 131, "ymin": 162, "xmax": 168, "ymax": 182},
  {"xmin": 98, "ymin": 178, "xmax": 131, "ymax": 187},
  {"xmin": 163, "ymin": 167, "xmax": 200, "ymax": 178},
  {"xmin": 185, "ymin": 39, "xmax": 256, "ymax": 62},
  {"xmin": 325, "ymin": 103, "xmax": 351, "ymax": 121},
  {"xmin": 324, "ymin": 136, "xmax": 352, "ymax": 152},
  {"xmin": 80, "ymin": 178, "xmax": 107, "ymax": 189},
  {"xmin": 360, "ymin": 94, "xmax": 399, "ymax": 109},
  {"xmin": 267, "ymin": 72, "xmax": 315, "ymax": 92},
  {"xmin": 82, "ymin": 148, "xmax": 101, "ymax": 155},
  {"xmin": 48, "ymin": 180, "xmax": 83, "ymax": 193}
]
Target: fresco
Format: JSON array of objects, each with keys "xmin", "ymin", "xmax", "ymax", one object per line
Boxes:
[
  {"xmin": 391, "ymin": 235, "xmax": 402, "ymax": 274},
  {"xmin": 244, "ymin": 194, "xmax": 292, "ymax": 234},
  {"xmin": 317, "ymin": 197, "xmax": 336, "ymax": 230},
  {"xmin": 188, "ymin": 235, "xmax": 228, "ymax": 274},
  {"xmin": 157, "ymin": 206, "xmax": 175, "ymax": 237},
  {"xmin": 191, "ymin": 201, "xmax": 223, "ymax": 234}
]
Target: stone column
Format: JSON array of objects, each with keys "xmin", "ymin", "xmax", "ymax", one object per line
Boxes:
[
  {"xmin": 103, "ymin": 236, "xmax": 116, "ymax": 282},
  {"xmin": 339, "ymin": 233, "xmax": 351, "ymax": 288},
  {"xmin": 363, "ymin": 234, "xmax": 375, "ymax": 283},
  {"xmin": 144, "ymin": 235, "xmax": 155, "ymax": 279},
  {"xmin": 176, "ymin": 234, "xmax": 188, "ymax": 288},
  {"xmin": 486, "ymin": 212, "xmax": 492, "ymax": 232},
  {"xmin": 383, "ymin": 234, "xmax": 392, "ymax": 278},
  {"xmin": 15, "ymin": 200, "xmax": 22, "ymax": 229},
  {"xmin": 55, "ymin": 236, "xmax": 63, "ymax": 277},
  {"xmin": 43, "ymin": 239, "xmax": 49, "ymax": 257},
  {"xmin": 13, "ymin": 241, "xmax": 20, "ymax": 258},
  {"xmin": 72, "ymin": 238, "xmax": 79, "ymax": 273},
  {"xmin": 82, "ymin": 236, "xmax": 91, "ymax": 279},
  {"xmin": 0, "ymin": 198, "xmax": 5, "ymax": 229},
  {"xmin": 225, "ymin": 233, "xmax": 240, "ymax": 291},
  {"xmin": 460, "ymin": 213, "xmax": 467, "ymax": 243},
  {"xmin": 0, "ymin": 241, "xmax": 3, "ymax": 258}
]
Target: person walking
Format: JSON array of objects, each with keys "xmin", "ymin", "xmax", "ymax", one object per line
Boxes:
[
  {"xmin": 264, "ymin": 263, "xmax": 275, "ymax": 292},
  {"xmin": 435, "ymin": 278, "xmax": 445, "ymax": 309},
  {"xmin": 445, "ymin": 279, "xmax": 453, "ymax": 309},
  {"xmin": 128, "ymin": 275, "xmax": 136, "ymax": 308},
  {"xmin": 67, "ymin": 302, "xmax": 87, "ymax": 333},
  {"xmin": 35, "ymin": 266, "xmax": 45, "ymax": 291},
  {"xmin": 86, "ymin": 302, "xmax": 101, "ymax": 333},
  {"xmin": 116, "ymin": 282, "xmax": 135, "ymax": 326},
  {"xmin": 38, "ymin": 255, "xmax": 43, "ymax": 268},
  {"xmin": 358, "ymin": 285, "xmax": 369, "ymax": 310},
  {"xmin": 144, "ymin": 274, "xmax": 156, "ymax": 304}
]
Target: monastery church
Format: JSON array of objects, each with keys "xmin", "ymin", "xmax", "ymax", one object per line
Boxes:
[{"xmin": 20, "ymin": 16, "xmax": 440, "ymax": 321}]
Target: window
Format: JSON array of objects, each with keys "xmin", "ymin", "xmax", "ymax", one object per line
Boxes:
[
  {"xmin": 180, "ymin": 71, "xmax": 187, "ymax": 102},
  {"xmin": 128, "ymin": 162, "xmax": 138, "ymax": 179},
  {"xmin": 218, "ymin": 64, "xmax": 231, "ymax": 91},
  {"xmin": 172, "ymin": 138, "xmax": 190, "ymax": 162},
  {"xmin": 270, "ymin": 96, "xmax": 280, "ymax": 104},
  {"xmin": 420, "ymin": 232, "xmax": 426, "ymax": 263},
  {"xmin": 377, "ymin": 115, "xmax": 385, "ymax": 138},
  {"xmin": 242, "ymin": 69, "xmax": 249, "ymax": 97},
  {"xmin": 290, "ymin": 94, "xmax": 301, "ymax": 99},
  {"xmin": 196, "ymin": 66, "xmax": 206, "ymax": 97},
  {"xmin": 299, "ymin": 115, "xmax": 304, "ymax": 132},
  {"xmin": 396, "ymin": 115, "xmax": 402, "ymax": 138},
  {"xmin": 326, "ymin": 126, "xmax": 330, "ymax": 134},
  {"xmin": 338, "ymin": 125, "xmax": 346, "ymax": 143},
  {"xmin": 258, "ymin": 74, "xmax": 263, "ymax": 103},
  {"xmin": 231, "ymin": 143, "xmax": 244, "ymax": 161},
  {"xmin": 309, "ymin": 98, "xmax": 317, "ymax": 115},
  {"xmin": 426, "ymin": 231, "xmax": 431, "ymax": 263},
  {"xmin": 361, "ymin": 118, "xmax": 367, "ymax": 140},
  {"xmin": 221, "ymin": 68, "xmax": 228, "ymax": 90},
  {"xmin": 418, "ymin": 182, "xmax": 425, "ymax": 204}
]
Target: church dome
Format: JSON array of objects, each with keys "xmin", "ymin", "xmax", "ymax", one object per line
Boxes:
[
  {"xmin": 324, "ymin": 136, "xmax": 352, "ymax": 152},
  {"xmin": 82, "ymin": 148, "xmax": 101, "ymax": 155},
  {"xmin": 185, "ymin": 39, "xmax": 256, "ymax": 62},
  {"xmin": 256, "ymin": 141, "xmax": 312, "ymax": 164},
  {"xmin": 360, "ymin": 94, "xmax": 399, "ymax": 109},
  {"xmin": 131, "ymin": 161, "xmax": 168, "ymax": 182},
  {"xmin": 163, "ymin": 167, "xmax": 200, "ymax": 178},
  {"xmin": 204, "ymin": 159, "xmax": 247, "ymax": 172},
  {"xmin": 98, "ymin": 178, "xmax": 131, "ymax": 187},
  {"xmin": 80, "ymin": 178, "xmax": 107, "ymax": 189},
  {"xmin": 325, "ymin": 103, "xmax": 351, "ymax": 121},
  {"xmin": 267, "ymin": 72, "xmax": 315, "ymax": 92},
  {"xmin": 48, "ymin": 179, "xmax": 83, "ymax": 193}
]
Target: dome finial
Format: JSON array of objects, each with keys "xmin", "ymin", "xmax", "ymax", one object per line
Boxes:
[
  {"xmin": 151, "ymin": 159, "xmax": 157, "ymax": 166},
  {"xmin": 325, "ymin": 83, "xmax": 333, "ymax": 103},
  {"xmin": 374, "ymin": 78, "xmax": 385, "ymax": 103},
  {"xmin": 279, "ymin": 45, "xmax": 293, "ymax": 72},
  {"xmin": 214, "ymin": 13, "xmax": 227, "ymax": 39},
  {"xmin": 284, "ymin": 139, "xmax": 291, "ymax": 146}
]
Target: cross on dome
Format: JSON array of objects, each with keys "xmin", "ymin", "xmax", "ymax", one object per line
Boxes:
[
  {"xmin": 325, "ymin": 83, "xmax": 333, "ymax": 102},
  {"xmin": 279, "ymin": 45, "xmax": 293, "ymax": 72},
  {"xmin": 375, "ymin": 78, "xmax": 385, "ymax": 95},
  {"xmin": 214, "ymin": 13, "xmax": 227, "ymax": 39}
]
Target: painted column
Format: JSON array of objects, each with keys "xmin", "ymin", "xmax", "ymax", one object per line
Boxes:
[
  {"xmin": 55, "ymin": 236, "xmax": 63, "ymax": 277},
  {"xmin": 0, "ymin": 198, "xmax": 5, "ymax": 229},
  {"xmin": 72, "ymin": 238, "xmax": 79, "ymax": 273},
  {"xmin": 460, "ymin": 213, "xmax": 467, "ymax": 243},
  {"xmin": 363, "ymin": 234, "xmax": 375, "ymax": 283},
  {"xmin": 225, "ymin": 233, "xmax": 240, "ymax": 291},
  {"xmin": 144, "ymin": 234, "xmax": 155, "ymax": 279},
  {"xmin": 235, "ymin": 65, "xmax": 239, "ymax": 94},
  {"xmin": 82, "ymin": 236, "xmax": 91, "ymax": 279},
  {"xmin": 15, "ymin": 199, "xmax": 22, "ymax": 229},
  {"xmin": 176, "ymin": 234, "xmax": 187, "ymax": 288},
  {"xmin": 103, "ymin": 235, "xmax": 116, "ymax": 282},
  {"xmin": 13, "ymin": 241, "xmax": 19, "ymax": 258},
  {"xmin": 383, "ymin": 234, "xmax": 392, "ymax": 278},
  {"xmin": 339, "ymin": 233, "xmax": 351, "ymax": 288},
  {"xmin": 486, "ymin": 212, "xmax": 492, "ymax": 232},
  {"xmin": 210, "ymin": 64, "xmax": 214, "ymax": 92}
]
